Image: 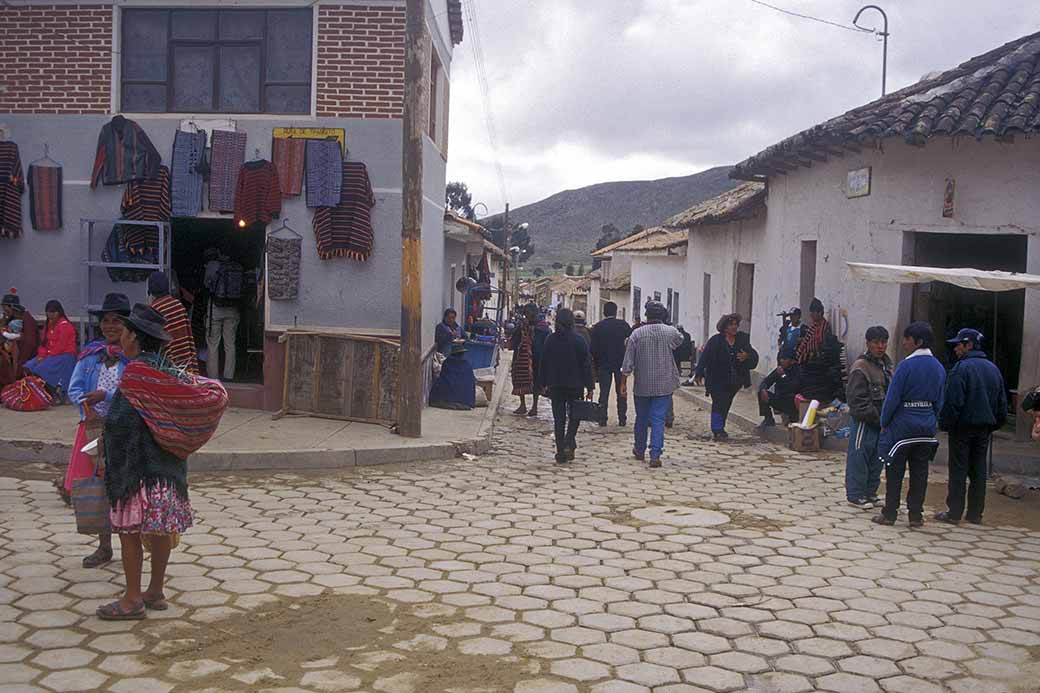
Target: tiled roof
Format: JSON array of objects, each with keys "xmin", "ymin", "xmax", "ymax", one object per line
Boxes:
[
  {"xmin": 732, "ymin": 31, "xmax": 1040, "ymax": 181},
  {"xmin": 600, "ymin": 227, "xmax": 688, "ymax": 254},
  {"xmin": 447, "ymin": 0, "xmax": 464, "ymax": 45},
  {"xmin": 664, "ymin": 182, "xmax": 766, "ymax": 229},
  {"xmin": 603, "ymin": 271, "xmax": 631, "ymax": 291},
  {"xmin": 591, "ymin": 227, "xmax": 657, "ymax": 257}
]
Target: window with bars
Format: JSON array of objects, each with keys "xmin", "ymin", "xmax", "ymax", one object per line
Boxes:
[{"xmin": 121, "ymin": 8, "xmax": 313, "ymax": 114}]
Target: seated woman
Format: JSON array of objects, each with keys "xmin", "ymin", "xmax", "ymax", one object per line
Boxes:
[
  {"xmin": 0, "ymin": 289, "xmax": 40, "ymax": 388},
  {"xmin": 24, "ymin": 300, "xmax": 78, "ymax": 400},
  {"xmin": 63, "ymin": 293, "xmax": 131, "ymax": 568},
  {"xmin": 435, "ymin": 308, "xmax": 462, "ymax": 356},
  {"xmin": 429, "ymin": 343, "xmax": 476, "ymax": 410}
]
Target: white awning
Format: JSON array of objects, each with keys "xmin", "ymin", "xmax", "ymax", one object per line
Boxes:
[{"xmin": 847, "ymin": 262, "xmax": 1040, "ymax": 292}]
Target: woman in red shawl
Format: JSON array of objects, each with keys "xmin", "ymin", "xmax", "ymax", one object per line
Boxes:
[{"xmin": 0, "ymin": 289, "xmax": 40, "ymax": 387}]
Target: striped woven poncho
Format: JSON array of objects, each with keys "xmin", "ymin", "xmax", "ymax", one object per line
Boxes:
[{"xmin": 312, "ymin": 160, "xmax": 376, "ymax": 261}]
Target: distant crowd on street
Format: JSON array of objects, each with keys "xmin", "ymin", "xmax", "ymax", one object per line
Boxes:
[{"xmin": 508, "ymin": 293, "xmax": 1035, "ymax": 530}]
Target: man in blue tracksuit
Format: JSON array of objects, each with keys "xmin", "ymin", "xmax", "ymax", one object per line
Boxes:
[
  {"xmin": 873, "ymin": 322, "xmax": 946, "ymax": 527},
  {"xmin": 935, "ymin": 328, "xmax": 1007, "ymax": 525}
]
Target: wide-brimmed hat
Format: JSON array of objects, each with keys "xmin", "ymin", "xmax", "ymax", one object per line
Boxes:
[
  {"xmin": 118, "ymin": 303, "xmax": 171, "ymax": 342},
  {"xmin": 1, "ymin": 289, "xmax": 25, "ymax": 313},
  {"xmin": 90, "ymin": 293, "xmax": 132, "ymax": 317}
]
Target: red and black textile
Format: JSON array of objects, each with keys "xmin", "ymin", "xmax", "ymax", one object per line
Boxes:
[
  {"xmin": 234, "ymin": 160, "xmax": 282, "ymax": 226},
  {"xmin": 0, "ymin": 142, "xmax": 25, "ymax": 239},
  {"xmin": 209, "ymin": 130, "xmax": 247, "ymax": 212},
  {"xmin": 120, "ymin": 165, "xmax": 170, "ymax": 256},
  {"xmin": 151, "ymin": 295, "xmax": 198, "ymax": 375},
  {"xmin": 271, "ymin": 137, "xmax": 305, "ymax": 197},
  {"xmin": 117, "ymin": 357, "xmax": 229, "ymax": 460},
  {"xmin": 28, "ymin": 164, "xmax": 62, "ymax": 231},
  {"xmin": 311, "ymin": 160, "xmax": 376, "ymax": 261},
  {"xmin": 90, "ymin": 116, "xmax": 161, "ymax": 188}
]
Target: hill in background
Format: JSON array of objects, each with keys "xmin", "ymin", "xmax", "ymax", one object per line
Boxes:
[{"xmin": 485, "ymin": 166, "xmax": 738, "ymax": 270}]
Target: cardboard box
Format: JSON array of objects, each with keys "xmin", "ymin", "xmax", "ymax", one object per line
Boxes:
[
  {"xmin": 788, "ymin": 425, "xmax": 821, "ymax": 452},
  {"xmin": 796, "ymin": 399, "xmax": 812, "ymax": 425}
]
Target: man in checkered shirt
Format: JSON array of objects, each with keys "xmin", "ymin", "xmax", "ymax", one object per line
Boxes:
[{"xmin": 622, "ymin": 301, "xmax": 683, "ymax": 468}]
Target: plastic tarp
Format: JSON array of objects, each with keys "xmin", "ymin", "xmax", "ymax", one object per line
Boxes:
[{"xmin": 847, "ymin": 262, "xmax": 1040, "ymax": 292}]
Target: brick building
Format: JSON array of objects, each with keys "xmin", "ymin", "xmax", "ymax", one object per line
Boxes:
[{"xmin": 0, "ymin": 0, "xmax": 463, "ymax": 409}]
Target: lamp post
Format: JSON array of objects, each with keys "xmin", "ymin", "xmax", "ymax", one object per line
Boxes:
[
  {"xmin": 853, "ymin": 5, "xmax": 889, "ymax": 97},
  {"xmin": 471, "ymin": 202, "xmax": 488, "ymax": 219}
]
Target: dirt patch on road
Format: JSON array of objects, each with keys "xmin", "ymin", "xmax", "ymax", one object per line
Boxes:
[
  {"xmin": 149, "ymin": 593, "xmax": 534, "ymax": 692},
  {"xmin": 926, "ymin": 480, "xmax": 1040, "ymax": 532},
  {"xmin": 598, "ymin": 498, "xmax": 787, "ymax": 532}
]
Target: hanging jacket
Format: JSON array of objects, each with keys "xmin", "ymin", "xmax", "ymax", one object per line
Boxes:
[
  {"xmin": 234, "ymin": 160, "xmax": 282, "ymax": 226},
  {"xmin": 91, "ymin": 116, "xmax": 162, "ymax": 188},
  {"xmin": 0, "ymin": 141, "xmax": 25, "ymax": 239}
]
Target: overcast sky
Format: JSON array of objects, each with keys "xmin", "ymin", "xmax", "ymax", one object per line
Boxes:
[{"xmin": 444, "ymin": 0, "xmax": 1040, "ymax": 214}]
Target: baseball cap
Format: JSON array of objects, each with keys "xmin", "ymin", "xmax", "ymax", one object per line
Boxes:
[{"xmin": 946, "ymin": 328, "xmax": 984, "ymax": 344}]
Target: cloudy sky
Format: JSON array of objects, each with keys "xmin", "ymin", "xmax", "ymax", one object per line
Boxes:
[{"xmin": 445, "ymin": 0, "xmax": 1040, "ymax": 214}]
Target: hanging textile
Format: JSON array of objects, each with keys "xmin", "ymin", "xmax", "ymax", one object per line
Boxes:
[
  {"xmin": 305, "ymin": 139, "xmax": 342, "ymax": 208},
  {"xmin": 271, "ymin": 137, "xmax": 305, "ymax": 197},
  {"xmin": 171, "ymin": 129, "xmax": 207, "ymax": 217},
  {"xmin": 102, "ymin": 226, "xmax": 156, "ymax": 282},
  {"xmin": 90, "ymin": 116, "xmax": 161, "ymax": 188},
  {"xmin": 208, "ymin": 130, "xmax": 246, "ymax": 212},
  {"xmin": 28, "ymin": 164, "xmax": 62, "ymax": 231},
  {"xmin": 267, "ymin": 235, "xmax": 301, "ymax": 300},
  {"xmin": 311, "ymin": 160, "xmax": 376, "ymax": 261},
  {"xmin": 234, "ymin": 160, "xmax": 282, "ymax": 226},
  {"xmin": 0, "ymin": 142, "xmax": 25, "ymax": 239},
  {"xmin": 120, "ymin": 165, "xmax": 170, "ymax": 257}
]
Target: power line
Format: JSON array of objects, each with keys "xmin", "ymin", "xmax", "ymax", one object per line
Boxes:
[
  {"xmin": 747, "ymin": 0, "xmax": 873, "ymax": 34},
  {"xmin": 463, "ymin": 0, "xmax": 508, "ymax": 207}
]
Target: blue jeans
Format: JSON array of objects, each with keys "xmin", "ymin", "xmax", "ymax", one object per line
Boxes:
[
  {"xmin": 634, "ymin": 395, "xmax": 672, "ymax": 459},
  {"xmin": 845, "ymin": 418, "xmax": 882, "ymax": 501}
]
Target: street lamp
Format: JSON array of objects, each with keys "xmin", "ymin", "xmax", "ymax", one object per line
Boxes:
[
  {"xmin": 471, "ymin": 202, "xmax": 489, "ymax": 219},
  {"xmin": 510, "ymin": 245, "xmax": 522, "ymax": 316},
  {"xmin": 853, "ymin": 5, "xmax": 889, "ymax": 97}
]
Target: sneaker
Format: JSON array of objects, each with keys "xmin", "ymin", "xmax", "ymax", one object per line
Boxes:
[
  {"xmin": 934, "ymin": 511, "xmax": 958, "ymax": 525},
  {"xmin": 513, "ymin": 405, "xmax": 527, "ymax": 415},
  {"xmin": 866, "ymin": 496, "xmax": 881, "ymax": 506},
  {"xmin": 965, "ymin": 516, "xmax": 983, "ymax": 525},
  {"xmin": 618, "ymin": 417, "xmax": 627, "ymax": 427},
  {"xmin": 712, "ymin": 430, "xmax": 730, "ymax": 442},
  {"xmin": 848, "ymin": 498, "xmax": 873, "ymax": 510},
  {"xmin": 565, "ymin": 448, "xmax": 575, "ymax": 461},
  {"xmin": 633, "ymin": 449, "xmax": 645, "ymax": 461},
  {"xmin": 871, "ymin": 514, "xmax": 895, "ymax": 526},
  {"xmin": 908, "ymin": 515, "xmax": 924, "ymax": 528},
  {"xmin": 527, "ymin": 407, "xmax": 538, "ymax": 417},
  {"xmin": 649, "ymin": 458, "xmax": 662, "ymax": 468}
]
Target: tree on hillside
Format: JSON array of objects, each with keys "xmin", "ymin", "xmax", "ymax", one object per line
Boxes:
[
  {"xmin": 552, "ymin": 262, "xmax": 564, "ymax": 270},
  {"xmin": 566, "ymin": 264, "xmax": 575, "ymax": 276},
  {"xmin": 591, "ymin": 223, "xmax": 623, "ymax": 271},
  {"xmin": 532, "ymin": 268, "xmax": 544, "ymax": 277},
  {"xmin": 445, "ymin": 181, "xmax": 475, "ymax": 220},
  {"xmin": 577, "ymin": 264, "xmax": 585, "ymax": 276},
  {"xmin": 630, "ymin": 223, "xmax": 645, "ymax": 236},
  {"xmin": 510, "ymin": 224, "xmax": 534, "ymax": 264}
]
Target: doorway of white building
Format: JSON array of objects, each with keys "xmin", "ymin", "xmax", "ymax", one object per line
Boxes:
[
  {"xmin": 910, "ymin": 232, "xmax": 1026, "ymax": 391},
  {"xmin": 171, "ymin": 218, "xmax": 265, "ymax": 384}
]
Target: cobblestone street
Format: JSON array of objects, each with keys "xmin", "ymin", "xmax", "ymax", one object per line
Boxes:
[{"xmin": 1, "ymin": 395, "xmax": 1039, "ymax": 693}]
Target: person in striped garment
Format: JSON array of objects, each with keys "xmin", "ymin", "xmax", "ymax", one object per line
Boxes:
[{"xmin": 147, "ymin": 273, "xmax": 198, "ymax": 375}]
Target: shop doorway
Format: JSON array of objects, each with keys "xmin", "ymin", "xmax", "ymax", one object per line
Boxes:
[
  {"xmin": 171, "ymin": 218, "xmax": 265, "ymax": 384},
  {"xmin": 911, "ymin": 232, "xmax": 1026, "ymax": 389}
]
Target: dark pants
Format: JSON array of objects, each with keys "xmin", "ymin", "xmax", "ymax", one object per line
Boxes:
[
  {"xmin": 709, "ymin": 387, "xmax": 738, "ymax": 432},
  {"xmin": 882, "ymin": 442, "xmax": 937, "ymax": 521},
  {"xmin": 550, "ymin": 387, "xmax": 583, "ymax": 459},
  {"xmin": 597, "ymin": 370, "xmax": 627, "ymax": 423},
  {"xmin": 947, "ymin": 428, "xmax": 990, "ymax": 522},
  {"xmin": 758, "ymin": 390, "xmax": 797, "ymax": 422}
]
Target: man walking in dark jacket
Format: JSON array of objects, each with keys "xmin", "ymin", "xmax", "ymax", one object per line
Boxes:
[
  {"xmin": 844, "ymin": 326, "xmax": 893, "ymax": 509},
  {"xmin": 590, "ymin": 302, "xmax": 632, "ymax": 426},
  {"xmin": 537, "ymin": 308, "xmax": 595, "ymax": 464},
  {"xmin": 935, "ymin": 328, "xmax": 1007, "ymax": 525}
]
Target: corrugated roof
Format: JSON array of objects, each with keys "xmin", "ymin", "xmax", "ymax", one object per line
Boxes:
[
  {"xmin": 664, "ymin": 182, "xmax": 766, "ymax": 229},
  {"xmin": 732, "ymin": 31, "xmax": 1040, "ymax": 181}
]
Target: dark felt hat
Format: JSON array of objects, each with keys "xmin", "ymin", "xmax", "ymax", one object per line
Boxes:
[
  {"xmin": 1, "ymin": 289, "xmax": 25, "ymax": 312},
  {"xmin": 450, "ymin": 341, "xmax": 468, "ymax": 355},
  {"xmin": 90, "ymin": 293, "xmax": 132, "ymax": 317},
  {"xmin": 118, "ymin": 303, "xmax": 171, "ymax": 342}
]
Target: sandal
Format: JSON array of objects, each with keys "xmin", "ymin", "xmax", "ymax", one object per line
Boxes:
[
  {"xmin": 96, "ymin": 600, "xmax": 146, "ymax": 621},
  {"xmin": 143, "ymin": 593, "xmax": 169, "ymax": 611},
  {"xmin": 82, "ymin": 549, "xmax": 113, "ymax": 569}
]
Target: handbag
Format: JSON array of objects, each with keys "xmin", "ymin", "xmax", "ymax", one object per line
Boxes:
[
  {"xmin": 570, "ymin": 399, "xmax": 605, "ymax": 423},
  {"xmin": 1, "ymin": 376, "xmax": 53, "ymax": 411},
  {"xmin": 71, "ymin": 466, "xmax": 110, "ymax": 535}
]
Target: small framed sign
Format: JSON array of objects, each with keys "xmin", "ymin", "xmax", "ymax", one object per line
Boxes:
[
  {"xmin": 943, "ymin": 178, "xmax": 956, "ymax": 218},
  {"xmin": 847, "ymin": 167, "xmax": 871, "ymax": 198}
]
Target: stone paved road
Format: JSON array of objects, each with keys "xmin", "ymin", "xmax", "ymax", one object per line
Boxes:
[{"xmin": 1, "ymin": 395, "xmax": 1039, "ymax": 693}]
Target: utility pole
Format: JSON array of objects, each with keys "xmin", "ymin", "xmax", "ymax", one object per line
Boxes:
[
  {"xmin": 399, "ymin": 0, "xmax": 428, "ymax": 438},
  {"xmin": 853, "ymin": 5, "xmax": 889, "ymax": 97},
  {"xmin": 502, "ymin": 202, "xmax": 511, "ymax": 312}
]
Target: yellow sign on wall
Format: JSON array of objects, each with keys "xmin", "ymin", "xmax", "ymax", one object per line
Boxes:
[{"xmin": 272, "ymin": 127, "xmax": 346, "ymax": 154}]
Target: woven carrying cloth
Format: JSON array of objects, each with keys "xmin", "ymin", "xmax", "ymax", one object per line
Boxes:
[
  {"xmin": 267, "ymin": 235, "xmax": 302, "ymax": 300},
  {"xmin": 305, "ymin": 139, "xmax": 342, "ymax": 208},
  {"xmin": 117, "ymin": 357, "xmax": 228, "ymax": 460},
  {"xmin": 171, "ymin": 129, "xmax": 207, "ymax": 217},
  {"xmin": 28, "ymin": 164, "xmax": 62, "ymax": 231},
  {"xmin": 311, "ymin": 160, "xmax": 376, "ymax": 261},
  {"xmin": 209, "ymin": 130, "xmax": 247, "ymax": 212},
  {"xmin": 0, "ymin": 142, "xmax": 24, "ymax": 239},
  {"xmin": 272, "ymin": 137, "xmax": 305, "ymax": 197}
]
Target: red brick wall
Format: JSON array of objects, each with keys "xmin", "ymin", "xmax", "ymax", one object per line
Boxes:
[
  {"xmin": 317, "ymin": 4, "xmax": 406, "ymax": 119},
  {"xmin": 0, "ymin": 4, "xmax": 112, "ymax": 114}
]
